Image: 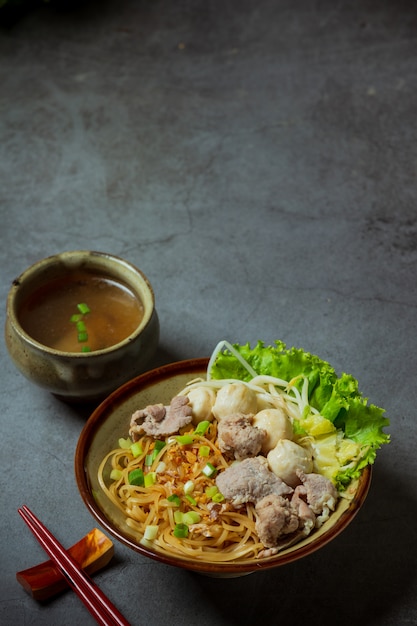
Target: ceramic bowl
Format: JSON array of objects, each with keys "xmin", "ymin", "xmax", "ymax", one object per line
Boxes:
[
  {"xmin": 75, "ymin": 358, "xmax": 372, "ymax": 577},
  {"xmin": 5, "ymin": 250, "xmax": 159, "ymax": 403}
]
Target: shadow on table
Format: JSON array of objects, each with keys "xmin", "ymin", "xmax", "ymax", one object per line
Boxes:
[
  {"xmin": 0, "ymin": 0, "xmax": 94, "ymax": 27},
  {"xmin": 186, "ymin": 463, "xmax": 416, "ymax": 626}
]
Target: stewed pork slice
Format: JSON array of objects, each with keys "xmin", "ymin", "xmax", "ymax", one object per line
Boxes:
[
  {"xmin": 290, "ymin": 487, "xmax": 316, "ymax": 534},
  {"xmin": 215, "ymin": 456, "xmax": 293, "ymax": 507},
  {"xmin": 255, "ymin": 494, "xmax": 299, "ymax": 548},
  {"xmin": 129, "ymin": 395, "xmax": 193, "ymax": 440},
  {"xmin": 217, "ymin": 412, "xmax": 266, "ymax": 460},
  {"xmin": 296, "ymin": 470, "xmax": 339, "ymax": 526}
]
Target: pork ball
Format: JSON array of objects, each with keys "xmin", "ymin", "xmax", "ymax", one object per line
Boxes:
[
  {"xmin": 267, "ymin": 439, "xmax": 313, "ymax": 488},
  {"xmin": 187, "ymin": 387, "xmax": 216, "ymax": 424},
  {"xmin": 252, "ymin": 408, "xmax": 293, "ymax": 454},
  {"xmin": 212, "ymin": 382, "xmax": 258, "ymax": 421}
]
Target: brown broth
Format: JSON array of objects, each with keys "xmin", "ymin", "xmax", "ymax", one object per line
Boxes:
[{"xmin": 18, "ymin": 271, "xmax": 144, "ymax": 352}]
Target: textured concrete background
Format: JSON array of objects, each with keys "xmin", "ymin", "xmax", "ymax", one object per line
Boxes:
[{"xmin": 1, "ymin": 1, "xmax": 416, "ymax": 624}]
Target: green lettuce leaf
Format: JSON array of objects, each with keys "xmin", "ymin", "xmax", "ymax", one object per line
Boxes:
[{"xmin": 209, "ymin": 340, "xmax": 390, "ymax": 488}]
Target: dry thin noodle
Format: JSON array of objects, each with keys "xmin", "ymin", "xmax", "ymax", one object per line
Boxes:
[{"xmin": 98, "ymin": 412, "xmax": 270, "ymax": 561}]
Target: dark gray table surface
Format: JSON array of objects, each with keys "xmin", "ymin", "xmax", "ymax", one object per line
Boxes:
[{"xmin": 1, "ymin": 1, "xmax": 415, "ymax": 624}]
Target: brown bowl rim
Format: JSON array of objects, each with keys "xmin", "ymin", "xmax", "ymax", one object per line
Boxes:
[{"xmin": 75, "ymin": 357, "xmax": 372, "ymax": 575}]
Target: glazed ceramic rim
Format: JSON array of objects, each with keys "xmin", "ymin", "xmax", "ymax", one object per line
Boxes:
[
  {"xmin": 7, "ymin": 250, "xmax": 156, "ymax": 358},
  {"xmin": 75, "ymin": 357, "xmax": 372, "ymax": 575}
]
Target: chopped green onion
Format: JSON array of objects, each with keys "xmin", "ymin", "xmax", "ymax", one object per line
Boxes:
[
  {"xmin": 205, "ymin": 485, "xmax": 219, "ymax": 498},
  {"xmin": 183, "ymin": 480, "xmax": 194, "ymax": 494},
  {"xmin": 167, "ymin": 494, "xmax": 181, "ymax": 507},
  {"xmin": 70, "ymin": 303, "xmax": 91, "ymax": 352},
  {"xmin": 77, "ymin": 302, "xmax": 91, "ymax": 315},
  {"xmin": 194, "ymin": 420, "xmax": 210, "ymax": 435},
  {"xmin": 144, "ymin": 472, "xmax": 157, "ymax": 487},
  {"xmin": 174, "ymin": 510, "xmax": 184, "ymax": 524},
  {"xmin": 143, "ymin": 525, "xmax": 158, "ymax": 541},
  {"xmin": 145, "ymin": 442, "xmax": 165, "ymax": 465},
  {"xmin": 173, "ymin": 523, "xmax": 189, "ymax": 538},
  {"xmin": 185, "ymin": 494, "xmax": 197, "ymax": 506},
  {"xmin": 128, "ymin": 468, "xmax": 144, "ymax": 486},
  {"xmin": 139, "ymin": 537, "xmax": 153, "ymax": 548},
  {"xmin": 145, "ymin": 453, "xmax": 154, "ymax": 466},
  {"xmin": 130, "ymin": 442, "xmax": 143, "ymax": 458},
  {"xmin": 199, "ymin": 445, "xmax": 210, "ymax": 457},
  {"xmin": 154, "ymin": 440, "xmax": 166, "ymax": 452},
  {"xmin": 175, "ymin": 434, "xmax": 194, "ymax": 446},
  {"xmin": 118, "ymin": 437, "xmax": 132, "ymax": 449},
  {"xmin": 110, "ymin": 469, "xmax": 123, "ymax": 481},
  {"xmin": 212, "ymin": 492, "xmax": 225, "ymax": 503},
  {"xmin": 183, "ymin": 511, "xmax": 201, "ymax": 525},
  {"xmin": 202, "ymin": 463, "xmax": 217, "ymax": 478}
]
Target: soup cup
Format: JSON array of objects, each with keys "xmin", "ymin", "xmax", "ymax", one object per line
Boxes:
[{"xmin": 5, "ymin": 250, "xmax": 160, "ymax": 403}]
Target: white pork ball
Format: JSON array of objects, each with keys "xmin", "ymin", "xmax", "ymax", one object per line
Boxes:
[
  {"xmin": 267, "ymin": 439, "xmax": 313, "ymax": 488},
  {"xmin": 212, "ymin": 382, "xmax": 258, "ymax": 421},
  {"xmin": 252, "ymin": 408, "xmax": 293, "ymax": 454},
  {"xmin": 187, "ymin": 387, "xmax": 216, "ymax": 424}
]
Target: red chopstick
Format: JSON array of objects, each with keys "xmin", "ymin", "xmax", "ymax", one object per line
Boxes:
[{"xmin": 18, "ymin": 505, "xmax": 130, "ymax": 626}]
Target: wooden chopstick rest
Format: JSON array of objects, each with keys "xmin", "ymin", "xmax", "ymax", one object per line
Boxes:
[{"xmin": 16, "ymin": 528, "xmax": 114, "ymax": 601}]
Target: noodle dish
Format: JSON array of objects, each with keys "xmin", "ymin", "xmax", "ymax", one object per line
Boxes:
[{"xmin": 82, "ymin": 340, "xmax": 389, "ymax": 571}]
